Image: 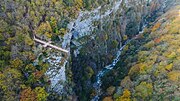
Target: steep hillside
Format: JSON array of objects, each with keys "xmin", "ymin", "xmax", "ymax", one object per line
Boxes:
[{"xmin": 102, "ymin": 5, "xmax": 180, "ymax": 101}]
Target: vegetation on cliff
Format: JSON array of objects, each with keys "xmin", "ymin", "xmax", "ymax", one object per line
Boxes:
[{"xmin": 0, "ymin": 0, "xmax": 118, "ymax": 100}]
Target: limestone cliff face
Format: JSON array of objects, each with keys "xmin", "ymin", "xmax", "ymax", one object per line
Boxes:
[{"xmin": 69, "ymin": 0, "xmax": 176, "ymax": 100}]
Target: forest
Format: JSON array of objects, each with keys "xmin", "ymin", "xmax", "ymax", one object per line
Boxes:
[{"xmin": 0, "ymin": 0, "xmax": 180, "ymax": 101}]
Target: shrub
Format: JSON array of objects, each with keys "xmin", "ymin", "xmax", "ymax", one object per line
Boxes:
[
  {"xmin": 106, "ymin": 86, "xmax": 116, "ymax": 95},
  {"xmin": 151, "ymin": 22, "xmax": 161, "ymax": 32},
  {"xmin": 128, "ymin": 64, "xmax": 140, "ymax": 78},
  {"xmin": 103, "ymin": 96, "xmax": 113, "ymax": 101},
  {"xmin": 154, "ymin": 37, "xmax": 161, "ymax": 44},
  {"xmin": 144, "ymin": 41, "xmax": 155, "ymax": 49},
  {"xmin": 165, "ymin": 63, "xmax": 173, "ymax": 71},
  {"xmin": 164, "ymin": 51, "xmax": 176, "ymax": 59},
  {"xmin": 135, "ymin": 82, "xmax": 153, "ymax": 99},
  {"xmin": 25, "ymin": 36, "xmax": 34, "ymax": 46},
  {"xmin": 85, "ymin": 66, "xmax": 94, "ymax": 79},
  {"xmin": 120, "ymin": 76, "xmax": 133, "ymax": 89},
  {"xmin": 34, "ymin": 87, "xmax": 49, "ymax": 101},
  {"xmin": 35, "ymin": 21, "xmax": 52, "ymax": 38},
  {"xmin": 111, "ymin": 40, "xmax": 119, "ymax": 49},
  {"xmin": 20, "ymin": 87, "xmax": 36, "ymax": 101},
  {"xmin": 10, "ymin": 58, "xmax": 23, "ymax": 69},
  {"xmin": 116, "ymin": 89, "xmax": 131, "ymax": 101},
  {"xmin": 168, "ymin": 71, "xmax": 180, "ymax": 82}
]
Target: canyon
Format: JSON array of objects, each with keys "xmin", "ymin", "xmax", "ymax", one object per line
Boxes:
[{"xmin": 0, "ymin": 0, "xmax": 180, "ymax": 101}]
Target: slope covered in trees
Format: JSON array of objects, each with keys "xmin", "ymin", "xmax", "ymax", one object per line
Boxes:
[
  {"xmin": 0, "ymin": 0, "xmax": 179, "ymax": 101},
  {"xmin": 0, "ymin": 0, "xmax": 84, "ymax": 100},
  {"xmin": 0, "ymin": 0, "xmax": 116, "ymax": 100},
  {"xmin": 102, "ymin": 5, "xmax": 180, "ymax": 101}
]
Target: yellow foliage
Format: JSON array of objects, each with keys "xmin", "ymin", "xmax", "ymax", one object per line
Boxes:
[
  {"xmin": 10, "ymin": 58, "xmax": 23, "ymax": 68},
  {"xmin": 60, "ymin": 28, "xmax": 67, "ymax": 35},
  {"xmin": 35, "ymin": 21, "xmax": 52, "ymax": 38},
  {"xmin": 116, "ymin": 89, "xmax": 131, "ymax": 101},
  {"xmin": 123, "ymin": 35, "xmax": 128, "ymax": 40},
  {"xmin": 168, "ymin": 71, "xmax": 180, "ymax": 82},
  {"xmin": 165, "ymin": 63, "xmax": 173, "ymax": 71},
  {"xmin": 45, "ymin": 32, "xmax": 52, "ymax": 38},
  {"xmin": 34, "ymin": 87, "xmax": 49, "ymax": 101},
  {"xmin": 154, "ymin": 70, "xmax": 160, "ymax": 77},
  {"xmin": 0, "ymin": 73, "xmax": 6, "ymax": 91},
  {"xmin": 75, "ymin": 0, "xmax": 83, "ymax": 10},
  {"xmin": 5, "ymin": 37, "xmax": 14, "ymax": 45},
  {"xmin": 129, "ymin": 63, "xmax": 147, "ymax": 76},
  {"xmin": 177, "ymin": 48, "xmax": 180, "ymax": 54},
  {"xmin": 169, "ymin": 39, "xmax": 179, "ymax": 46},
  {"xmin": 154, "ymin": 61, "xmax": 168, "ymax": 76},
  {"xmin": 137, "ymin": 51, "xmax": 149, "ymax": 62},
  {"xmin": 123, "ymin": 89, "xmax": 131, "ymax": 97},
  {"xmin": 139, "ymin": 63, "xmax": 147, "ymax": 74},
  {"xmin": 20, "ymin": 87, "xmax": 48, "ymax": 101},
  {"xmin": 20, "ymin": 84, "xmax": 27, "ymax": 89},
  {"xmin": 50, "ymin": 16, "xmax": 57, "ymax": 27},
  {"xmin": 168, "ymin": 17, "xmax": 180, "ymax": 34},
  {"xmin": 4, "ymin": 68, "xmax": 22, "ymax": 79},
  {"xmin": 163, "ymin": 51, "xmax": 176, "ymax": 59},
  {"xmin": 25, "ymin": 64, "xmax": 36, "ymax": 71},
  {"xmin": 124, "ymin": 45, "xmax": 129, "ymax": 52},
  {"xmin": 52, "ymin": 0, "xmax": 57, "ymax": 4},
  {"xmin": 1, "ymin": 68, "xmax": 22, "ymax": 100},
  {"xmin": 25, "ymin": 36, "xmax": 34, "ymax": 46}
]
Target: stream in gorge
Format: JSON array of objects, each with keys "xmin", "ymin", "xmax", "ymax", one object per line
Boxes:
[
  {"xmin": 47, "ymin": 0, "xmax": 156, "ymax": 99},
  {"xmin": 91, "ymin": 22, "xmax": 147, "ymax": 101}
]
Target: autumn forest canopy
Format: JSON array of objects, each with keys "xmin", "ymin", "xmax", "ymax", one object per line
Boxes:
[{"xmin": 0, "ymin": 0, "xmax": 180, "ymax": 101}]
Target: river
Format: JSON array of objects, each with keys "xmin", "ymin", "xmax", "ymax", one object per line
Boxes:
[{"xmin": 91, "ymin": 21, "xmax": 147, "ymax": 100}]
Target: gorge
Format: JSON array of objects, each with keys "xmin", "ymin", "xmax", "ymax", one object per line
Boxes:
[
  {"xmin": 0, "ymin": 0, "xmax": 180, "ymax": 101},
  {"xmin": 70, "ymin": 0, "xmax": 177, "ymax": 100}
]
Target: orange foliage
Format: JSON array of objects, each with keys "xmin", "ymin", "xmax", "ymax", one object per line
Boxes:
[
  {"xmin": 103, "ymin": 96, "xmax": 113, "ymax": 101},
  {"xmin": 154, "ymin": 38, "xmax": 161, "ymax": 44},
  {"xmin": 151, "ymin": 22, "xmax": 161, "ymax": 32},
  {"xmin": 33, "ymin": 71, "xmax": 43, "ymax": 79},
  {"xmin": 20, "ymin": 87, "xmax": 37, "ymax": 101}
]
